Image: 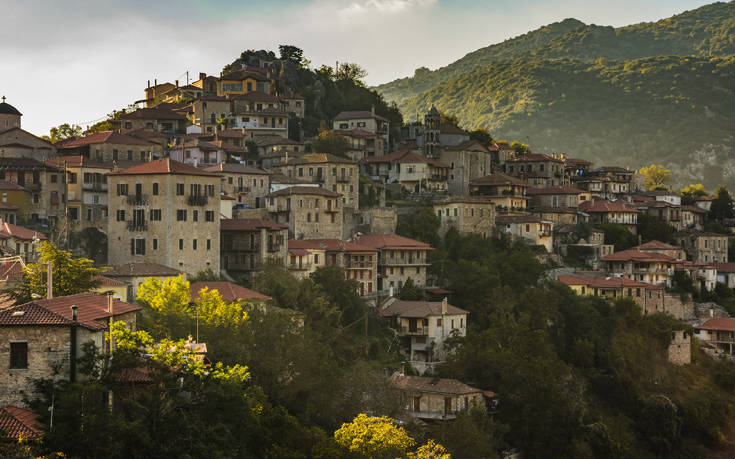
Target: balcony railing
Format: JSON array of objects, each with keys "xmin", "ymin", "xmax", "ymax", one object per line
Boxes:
[
  {"xmin": 27, "ymin": 183, "xmax": 41, "ymax": 191},
  {"xmin": 314, "ymin": 175, "xmax": 325, "ymax": 183},
  {"xmin": 187, "ymin": 195, "xmax": 208, "ymax": 206},
  {"xmin": 380, "ymin": 257, "xmax": 429, "ymax": 266},
  {"xmin": 126, "ymin": 194, "xmax": 149, "ymax": 206},
  {"xmin": 236, "ymin": 186, "xmax": 251, "ymax": 193},
  {"xmin": 288, "ymin": 263, "xmax": 312, "ymax": 271},
  {"xmin": 336, "ymin": 176, "xmax": 350, "ymax": 183},
  {"xmin": 267, "ymin": 243, "xmax": 282, "ymax": 252},
  {"xmin": 126, "ymin": 221, "xmax": 148, "ymax": 232},
  {"xmin": 346, "ymin": 261, "xmax": 373, "ymax": 268},
  {"xmin": 401, "ymin": 325, "xmax": 428, "ymax": 336},
  {"xmin": 324, "ymin": 206, "xmax": 339, "ymax": 213},
  {"xmin": 82, "ymin": 182, "xmax": 108, "ymax": 192}
]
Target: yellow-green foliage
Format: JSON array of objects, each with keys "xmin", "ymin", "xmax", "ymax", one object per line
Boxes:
[
  {"xmin": 639, "ymin": 164, "xmax": 671, "ymax": 191},
  {"xmin": 136, "ymin": 274, "xmax": 192, "ymax": 317}
]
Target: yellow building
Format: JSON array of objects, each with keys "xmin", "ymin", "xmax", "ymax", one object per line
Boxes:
[
  {"xmin": 0, "ymin": 181, "xmax": 30, "ymax": 224},
  {"xmin": 217, "ymin": 69, "xmax": 270, "ymax": 96}
]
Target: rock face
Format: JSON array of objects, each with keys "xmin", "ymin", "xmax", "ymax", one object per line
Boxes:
[{"xmin": 692, "ymin": 301, "xmax": 731, "ymax": 324}]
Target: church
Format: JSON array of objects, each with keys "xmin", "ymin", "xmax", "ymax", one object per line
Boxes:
[{"xmin": 0, "ymin": 97, "xmax": 57, "ymax": 160}]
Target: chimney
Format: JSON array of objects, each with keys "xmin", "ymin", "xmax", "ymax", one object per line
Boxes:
[
  {"xmin": 47, "ymin": 261, "xmax": 53, "ymax": 299},
  {"xmin": 389, "ymin": 286, "xmax": 394, "ymax": 298},
  {"xmin": 371, "ymin": 104, "xmax": 375, "ymax": 116},
  {"xmin": 154, "ymin": 78, "xmax": 157, "ymax": 86},
  {"xmin": 175, "ymin": 80, "xmax": 179, "ymax": 88},
  {"xmin": 710, "ymin": 307, "xmax": 714, "ymax": 317},
  {"xmin": 147, "ymin": 80, "xmax": 150, "ymax": 89},
  {"xmin": 70, "ymin": 305, "xmax": 78, "ymax": 383},
  {"xmin": 199, "ymin": 72, "xmax": 206, "ymax": 80},
  {"xmin": 441, "ymin": 297, "xmax": 448, "ymax": 315}
]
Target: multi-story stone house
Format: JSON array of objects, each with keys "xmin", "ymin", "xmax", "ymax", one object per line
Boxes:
[
  {"xmin": 633, "ymin": 240, "xmax": 686, "ymax": 261},
  {"xmin": 281, "ymin": 91, "xmax": 305, "ymax": 118},
  {"xmin": 393, "ymin": 374, "xmax": 486, "ymax": 420},
  {"xmin": 579, "ymin": 199, "xmax": 639, "ymax": 233},
  {"xmin": 674, "ymin": 230, "xmax": 729, "ymax": 264},
  {"xmin": 496, "ymin": 215, "xmax": 554, "ymax": 252},
  {"xmin": 265, "ymin": 186, "xmax": 343, "ymax": 239},
  {"xmin": 169, "ymin": 136, "xmax": 225, "ymax": 166},
  {"xmin": 0, "ymin": 158, "xmax": 65, "ymax": 228},
  {"xmin": 0, "ymin": 98, "xmax": 57, "ymax": 161},
  {"xmin": 188, "ymin": 95, "xmax": 231, "ymax": 134},
  {"xmin": 601, "ymin": 249, "xmax": 676, "ymax": 287},
  {"xmin": 633, "ymin": 200, "xmax": 681, "ymax": 229},
  {"xmin": 115, "ymin": 107, "xmax": 188, "ymax": 139},
  {"xmin": 468, "ymin": 172, "xmax": 529, "ymax": 212},
  {"xmin": 228, "ymin": 92, "xmax": 288, "ymax": 138},
  {"xmin": 557, "ymin": 226, "xmax": 613, "ymax": 269},
  {"xmin": 254, "ymin": 136, "xmax": 303, "ymax": 161},
  {"xmin": 144, "ymin": 80, "xmax": 177, "ymax": 107},
  {"xmin": 217, "ymin": 68, "xmax": 271, "ymax": 96},
  {"xmin": 418, "ymin": 107, "xmax": 471, "ymax": 158},
  {"xmin": 47, "ymin": 156, "xmax": 110, "ymax": 232},
  {"xmin": 564, "ymin": 157, "xmax": 593, "ymax": 179},
  {"xmin": 359, "ymin": 150, "xmax": 449, "ymax": 193},
  {"xmin": 57, "ymin": 131, "xmax": 162, "ymax": 163},
  {"xmin": 205, "ymin": 163, "xmax": 270, "ymax": 208},
  {"xmin": 487, "ymin": 142, "xmax": 516, "ymax": 169},
  {"xmin": 353, "ymin": 233, "xmax": 432, "ymax": 294},
  {"xmin": 191, "ymin": 72, "xmax": 219, "ymax": 96},
  {"xmin": 281, "ymin": 153, "xmax": 359, "ymax": 209},
  {"xmin": 527, "ymin": 186, "xmax": 590, "ymax": 209},
  {"xmin": 0, "ymin": 181, "xmax": 30, "ymax": 224},
  {"xmin": 680, "ymin": 205, "xmax": 706, "ymax": 230},
  {"xmin": 439, "ymin": 140, "xmax": 493, "ymax": 195},
  {"xmin": 675, "ymin": 260, "xmax": 717, "ymax": 292},
  {"xmin": 381, "ymin": 297, "xmax": 468, "ymax": 368},
  {"xmin": 288, "ymin": 239, "xmax": 378, "ymax": 296},
  {"xmin": 558, "ymin": 275, "xmax": 677, "ymax": 316},
  {"xmin": 106, "ymin": 158, "xmax": 221, "ymax": 276},
  {"xmin": 333, "ymin": 128, "xmax": 385, "ymax": 161},
  {"xmin": 433, "ymin": 196, "xmax": 496, "ymax": 237},
  {"xmin": 694, "ymin": 318, "xmax": 735, "ymax": 355},
  {"xmin": 333, "ymin": 108, "xmax": 389, "ymax": 155},
  {"xmin": 103, "ymin": 262, "xmax": 182, "ymax": 301},
  {"xmin": 0, "ymin": 221, "xmax": 46, "ymax": 263},
  {"xmin": 220, "ymin": 218, "xmax": 287, "ymax": 282},
  {"xmin": 0, "ymin": 293, "xmax": 141, "ymax": 407},
  {"xmin": 504, "ymin": 153, "xmax": 567, "ymax": 188},
  {"xmin": 574, "ymin": 167, "xmax": 633, "ymax": 200}
]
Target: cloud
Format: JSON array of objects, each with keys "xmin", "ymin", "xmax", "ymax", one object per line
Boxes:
[{"xmin": 338, "ymin": 0, "xmax": 437, "ymax": 19}]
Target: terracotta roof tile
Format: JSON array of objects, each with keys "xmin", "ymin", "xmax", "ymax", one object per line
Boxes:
[
  {"xmin": 286, "ymin": 153, "xmax": 356, "ymax": 165},
  {"xmin": 288, "ymin": 239, "xmax": 377, "ymax": 253},
  {"xmin": 469, "ymin": 172, "xmax": 527, "ymax": 187},
  {"xmin": 696, "ymin": 318, "xmax": 735, "ymax": 332},
  {"xmin": 0, "ymin": 405, "xmax": 42, "ymax": 440},
  {"xmin": 118, "ymin": 107, "xmax": 186, "ymax": 120},
  {"xmin": 107, "ymin": 158, "xmax": 220, "ymax": 177},
  {"xmin": 267, "ymin": 186, "xmax": 341, "ymax": 198},
  {"xmin": 558, "ymin": 274, "xmax": 662, "ymax": 290},
  {"xmin": 204, "ymin": 163, "xmax": 268, "ymax": 175},
  {"xmin": 712, "ymin": 262, "xmax": 735, "ymax": 273},
  {"xmin": 382, "ymin": 299, "xmax": 467, "ymax": 318},
  {"xmin": 579, "ymin": 200, "xmax": 639, "ymax": 214},
  {"xmin": 634, "ymin": 240, "xmax": 679, "ymax": 251},
  {"xmin": 509, "ymin": 153, "xmax": 564, "ymax": 163},
  {"xmin": 0, "ymin": 181, "xmax": 28, "ymax": 191},
  {"xmin": 353, "ymin": 233, "xmax": 433, "ymax": 250},
  {"xmin": 358, "ymin": 150, "xmax": 448, "ymax": 168},
  {"xmin": 0, "ymin": 222, "xmax": 46, "ymax": 241},
  {"xmin": 334, "ymin": 110, "xmax": 388, "ymax": 122},
  {"xmin": 393, "ymin": 375, "xmax": 482, "ymax": 395},
  {"xmin": 93, "ymin": 275, "xmax": 126, "ymax": 287},
  {"xmin": 46, "ymin": 155, "xmax": 113, "ymax": 170},
  {"xmin": 58, "ymin": 131, "xmax": 156, "ymax": 148},
  {"xmin": 527, "ymin": 186, "xmax": 586, "ymax": 195},
  {"xmin": 33, "ymin": 293, "xmax": 141, "ymax": 331},
  {"xmin": 0, "ymin": 303, "xmax": 73, "ymax": 327},
  {"xmin": 190, "ymin": 281, "xmax": 270, "ymax": 302},
  {"xmin": 601, "ymin": 249, "xmax": 675, "ymax": 263}
]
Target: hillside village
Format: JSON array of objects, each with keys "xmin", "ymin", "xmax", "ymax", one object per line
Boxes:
[{"xmin": 2, "ymin": 46, "xmax": 735, "ymax": 456}]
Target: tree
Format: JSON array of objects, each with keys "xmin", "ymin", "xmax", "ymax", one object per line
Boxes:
[
  {"xmin": 680, "ymin": 183, "xmax": 708, "ymax": 205},
  {"xmin": 596, "ymin": 223, "xmax": 637, "ymax": 251},
  {"xmin": 396, "ymin": 208, "xmax": 441, "ymax": 248},
  {"xmin": 136, "ymin": 275, "xmax": 193, "ymax": 338},
  {"xmin": 637, "ymin": 214, "xmax": 676, "ymax": 243},
  {"xmin": 397, "ymin": 277, "xmax": 425, "ymax": 301},
  {"xmin": 311, "ymin": 129, "xmax": 352, "ymax": 157},
  {"xmin": 5, "ymin": 242, "xmax": 102, "ymax": 304},
  {"xmin": 440, "ymin": 113, "xmax": 460, "ymax": 127},
  {"xmin": 708, "ymin": 185, "xmax": 735, "ymax": 223},
  {"xmin": 510, "ymin": 141, "xmax": 531, "ymax": 155},
  {"xmin": 335, "ymin": 62, "xmax": 368, "ymax": 85},
  {"xmin": 469, "ymin": 128, "xmax": 494, "ymax": 147},
  {"xmin": 44, "ymin": 123, "xmax": 82, "ymax": 143},
  {"xmin": 279, "ymin": 45, "xmax": 305, "ymax": 67},
  {"xmin": 639, "ymin": 164, "xmax": 671, "ymax": 191}
]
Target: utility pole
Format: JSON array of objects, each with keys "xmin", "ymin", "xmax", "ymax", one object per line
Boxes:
[
  {"xmin": 108, "ymin": 294, "xmax": 114, "ymax": 413},
  {"xmin": 46, "ymin": 261, "xmax": 53, "ymax": 299}
]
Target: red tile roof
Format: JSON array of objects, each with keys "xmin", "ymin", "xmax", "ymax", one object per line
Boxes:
[
  {"xmin": 0, "ymin": 180, "xmax": 28, "ymax": 191},
  {"xmin": 0, "ymin": 222, "xmax": 46, "ymax": 241},
  {"xmin": 634, "ymin": 240, "xmax": 680, "ymax": 251},
  {"xmin": 58, "ymin": 131, "xmax": 156, "ymax": 148},
  {"xmin": 0, "ymin": 405, "xmax": 42, "ymax": 440},
  {"xmin": 118, "ymin": 107, "xmax": 186, "ymax": 120},
  {"xmin": 286, "ymin": 153, "xmax": 356, "ymax": 165},
  {"xmin": 229, "ymin": 91, "xmax": 279, "ymax": 102},
  {"xmin": 469, "ymin": 172, "xmax": 527, "ymax": 187},
  {"xmin": 558, "ymin": 274, "xmax": 662, "ymax": 290},
  {"xmin": 46, "ymin": 155, "xmax": 113, "ymax": 170},
  {"xmin": 509, "ymin": 153, "xmax": 564, "ymax": 163},
  {"xmin": 564, "ymin": 157, "xmax": 593, "ymax": 166},
  {"xmin": 353, "ymin": 233, "xmax": 433, "ymax": 250},
  {"xmin": 107, "ymin": 158, "xmax": 220, "ymax": 177},
  {"xmin": 333, "ymin": 128, "xmax": 378, "ymax": 138},
  {"xmin": 190, "ymin": 281, "xmax": 270, "ymax": 302},
  {"xmin": 527, "ymin": 186, "xmax": 586, "ymax": 195},
  {"xmin": 288, "ymin": 239, "xmax": 377, "ymax": 253},
  {"xmin": 334, "ymin": 110, "xmax": 388, "ymax": 122},
  {"xmin": 0, "ymin": 303, "xmax": 74, "ymax": 327},
  {"xmin": 712, "ymin": 262, "xmax": 735, "ymax": 273},
  {"xmin": 579, "ymin": 200, "xmax": 639, "ymax": 214},
  {"xmin": 393, "ymin": 375, "xmax": 482, "ymax": 395},
  {"xmin": 358, "ymin": 149, "xmax": 449, "ymax": 168},
  {"xmin": 33, "ymin": 293, "xmax": 141, "ymax": 331},
  {"xmin": 92, "ymin": 275, "xmax": 126, "ymax": 287},
  {"xmin": 601, "ymin": 250, "xmax": 675, "ymax": 263},
  {"xmin": 204, "ymin": 163, "xmax": 268, "ymax": 175},
  {"xmin": 214, "ymin": 129, "xmax": 246, "ymax": 139},
  {"xmin": 382, "ymin": 299, "xmax": 467, "ymax": 318},
  {"xmin": 220, "ymin": 218, "xmax": 287, "ymax": 231},
  {"xmin": 696, "ymin": 318, "xmax": 735, "ymax": 332},
  {"xmin": 267, "ymin": 186, "xmax": 341, "ymax": 198}
]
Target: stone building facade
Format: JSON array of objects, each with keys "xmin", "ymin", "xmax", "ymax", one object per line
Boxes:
[
  {"xmin": 438, "ymin": 140, "xmax": 493, "ymax": 195},
  {"xmin": 433, "ymin": 196, "xmax": 496, "ymax": 237},
  {"xmin": 57, "ymin": 131, "xmax": 162, "ymax": 163},
  {"xmin": 205, "ymin": 163, "xmax": 270, "ymax": 208},
  {"xmin": 353, "ymin": 233, "xmax": 432, "ymax": 294},
  {"xmin": 280, "ymin": 153, "xmax": 360, "ymax": 210},
  {"xmin": 265, "ymin": 186, "xmax": 344, "ymax": 240},
  {"xmin": 220, "ymin": 218, "xmax": 288, "ymax": 282},
  {"xmin": 0, "ymin": 158, "xmax": 65, "ymax": 227},
  {"xmin": 674, "ymin": 231, "xmax": 729, "ymax": 264},
  {"xmin": 106, "ymin": 158, "xmax": 221, "ymax": 276}
]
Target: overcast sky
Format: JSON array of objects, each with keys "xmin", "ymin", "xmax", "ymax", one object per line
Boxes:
[{"xmin": 0, "ymin": 0, "xmax": 714, "ymax": 135}]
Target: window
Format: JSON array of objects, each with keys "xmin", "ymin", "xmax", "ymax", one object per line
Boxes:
[
  {"xmin": 193, "ymin": 210, "xmax": 198, "ymax": 222},
  {"xmin": 314, "ymin": 254, "xmax": 320, "ymax": 264},
  {"xmin": 150, "ymin": 209, "xmax": 162, "ymax": 221},
  {"xmin": 116, "ymin": 210, "xmax": 125, "ymax": 221},
  {"xmin": 70, "ymin": 207, "xmax": 79, "ymax": 220},
  {"xmin": 113, "ymin": 149, "xmax": 119, "ymax": 160},
  {"xmin": 176, "ymin": 183, "xmax": 185, "ymax": 196},
  {"xmin": 152, "ymin": 183, "xmax": 159, "ymax": 195},
  {"xmin": 133, "ymin": 239, "xmax": 145, "ymax": 255},
  {"xmin": 436, "ymin": 318, "xmax": 442, "ymax": 327},
  {"xmin": 177, "ymin": 210, "xmax": 187, "ymax": 221},
  {"xmin": 193, "ymin": 239, "xmax": 198, "ymax": 250},
  {"xmin": 50, "ymin": 174, "xmax": 58, "ymax": 183},
  {"xmin": 117, "ymin": 184, "xmax": 128, "ymax": 196},
  {"xmin": 205, "ymin": 184, "xmax": 215, "ymax": 196},
  {"xmin": 153, "ymin": 239, "xmax": 158, "ymax": 250},
  {"xmin": 205, "ymin": 211, "xmax": 214, "ymax": 222},
  {"xmin": 9, "ymin": 342, "xmax": 27, "ymax": 369},
  {"xmin": 206, "ymin": 239, "xmax": 211, "ymax": 250},
  {"xmin": 179, "ymin": 239, "xmax": 184, "ymax": 250}
]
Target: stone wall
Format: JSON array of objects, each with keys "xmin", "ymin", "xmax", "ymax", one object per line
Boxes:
[{"xmin": 668, "ymin": 330, "xmax": 692, "ymax": 365}]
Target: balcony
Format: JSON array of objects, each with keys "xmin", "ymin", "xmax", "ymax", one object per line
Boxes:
[
  {"xmin": 430, "ymin": 174, "xmax": 446, "ymax": 181},
  {"xmin": 380, "ymin": 257, "xmax": 429, "ymax": 266},
  {"xmin": 401, "ymin": 325, "xmax": 428, "ymax": 336},
  {"xmin": 324, "ymin": 206, "xmax": 339, "ymax": 213},
  {"xmin": 313, "ymin": 175, "xmax": 325, "ymax": 183},
  {"xmin": 409, "ymin": 410, "xmax": 458, "ymax": 421},
  {"xmin": 288, "ymin": 263, "xmax": 312, "ymax": 271},
  {"xmin": 267, "ymin": 243, "xmax": 282, "ymax": 252},
  {"xmin": 236, "ymin": 186, "xmax": 251, "ymax": 193},
  {"xmin": 336, "ymin": 176, "xmax": 350, "ymax": 183},
  {"xmin": 187, "ymin": 195, "xmax": 208, "ymax": 206},
  {"xmin": 82, "ymin": 182, "xmax": 108, "ymax": 192},
  {"xmin": 346, "ymin": 260, "xmax": 373, "ymax": 269},
  {"xmin": 27, "ymin": 183, "xmax": 41, "ymax": 191},
  {"xmin": 126, "ymin": 221, "xmax": 148, "ymax": 232},
  {"xmin": 126, "ymin": 194, "xmax": 148, "ymax": 206}
]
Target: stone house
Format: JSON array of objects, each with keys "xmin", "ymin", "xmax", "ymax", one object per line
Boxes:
[
  {"xmin": 674, "ymin": 261, "xmax": 717, "ymax": 292},
  {"xmin": 0, "ymin": 405, "xmax": 43, "ymax": 441},
  {"xmin": 103, "ymin": 262, "xmax": 182, "ymax": 301},
  {"xmin": 0, "ymin": 221, "xmax": 46, "ymax": 263},
  {"xmin": 287, "ymin": 239, "xmax": 378, "ymax": 296},
  {"xmin": 228, "ymin": 92, "xmax": 289, "ymax": 138},
  {"xmin": 0, "ymin": 181, "xmax": 30, "ymax": 224},
  {"xmin": 188, "ymin": 95, "xmax": 231, "ymax": 134},
  {"xmin": 220, "ymin": 218, "xmax": 288, "ymax": 282},
  {"xmin": 468, "ymin": 172, "xmax": 529, "ymax": 212},
  {"xmin": 253, "ymin": 136, "xmax": 303, "ymax": 161},
  {"xmin": 694, "ymin": 318, "xmax": 735, "ymax": 355},
  {"xmin": 106, "ymin": 158, "xmax": 221, "ymax": 276},
  {"xmin": 189, "ymin": 281, "xmax": 271, "ymax": 307},
  {"xmin": 433, "ymin": 196, "xmax": 496, "ymax": 237},
  {"xmin": 265, "ymin": 186, "xmax": 343, "ymax": 240},
  {"xmin": 381, "ymin": 298, "xmax": 467, "ymax": 368},
  {"xmin": 505, "ymin": 153, "xmax": 568, "ymax": 187},
  {"xmin": 205, "ymin": 163, "xmax": 270, "ymax": 208},
  {"xmin": 217, "ymin": 68, "xmax": 271, "ymax": 97},
  {"xmin": 0, "ymin": 98, "xmax": 57, "ymax": 161},
  {"xmin": 527, "ymin": 186, "xmax": 590, "ymax": 209},
  {"xmin": 673, "ymin": 230, "xmax": 729, "ymax": 264},
  {"xmin": 333, "ymin": 109, "xmax": 389, "ymax": 154},
  {"xmin": 333, "ymin": 128, "xmax": 385, "ymax": 161},
  {"xmin": 359, "ymin": 149, "xmax": 449, "ymax": 193},
  {"xmin": 633, "ymin": 240, "xmax": 686, "ymax": 261},
  {"xmin": 579, "ymin": 199, "xmax": 639, "ymax": 234},
  {"xmin": 0, "ymin": 293, "xmax": 141, "ymax": 407},
  {"xmin": 438, "ymin": 140, "xmax": 493, "ymax": 195},
  {"xmin": 280, "ymin": 153, "xmax": 360, "ymax": 209},
  {"xmin": 713, "ymin": 262, "xmax": 735, "ymax": 289},
  {"xmin": 679, "ymin": 205, "xmax": 706, "ymax": 231},
  {"xmin": 281, "ymin": 91, "xmax": 305, "ymax": 119},
  {"xmin": 115, "ymin": 107, "xmax": 188, "ymax": 138},
  {"xmin": 47, "ymin": 156, "xmax": 111, "ymax": 233},
  {"xmin": 531, "ymin": 208, "xmax": 580, "ymax": 226},
  {"xmin": 496, "ymin": 215, "xmax": 553, "ymax": 253},
  {"xmin": 56, "ymin": 131, "xmax": 162, "ymax": 163},
  {"xmin": 0, "ymin": 158, "xmax": 66, "ymax": 228},
  {"xmin": 600, "ymin": 250, "xmax": 675, "ymax": 287},
  {"xmin": 392, "ymin": 374, "xmax": 486, "ymax": 420},
  {"xmin": 558, "ymin": 275, "xmax": 673, "ymax": 316},
  {"xmin": 169, "ymin": 137, "xmax": 225, "ymax": 166},
  {"xmin": 487, "ymin": 142, "xmax": 516, "ymax": 168},
  {"xmin": 573, "ymin": 167, "xmax": 633, "ymax": 200},
  {"xmin": 353, "ymin": 233, "xmax": 432, "ymax": 294},
  {"xmin": 668, "ymin": 330, "xmax": 691, "ymax": 365}
]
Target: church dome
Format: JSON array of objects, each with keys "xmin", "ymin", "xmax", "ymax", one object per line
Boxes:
[{"xmin": 0, "ymin": 97, "xmax": 22, "ymax": 116}]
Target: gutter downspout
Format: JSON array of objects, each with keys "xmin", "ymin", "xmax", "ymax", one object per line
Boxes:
[{"xmin": 69, "ymin": 305, "xmax": 78, "ymax": 383}]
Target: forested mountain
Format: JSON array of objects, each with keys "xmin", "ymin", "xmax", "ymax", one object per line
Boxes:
[{"xmin": 376, "ymin": 1, "xmax": 735, "ymax": 188}]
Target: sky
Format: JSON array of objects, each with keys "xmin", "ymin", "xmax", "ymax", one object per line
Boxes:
[{"xmin": 0, "ymin": 0, "xmax": 715, "ymax": 135}]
